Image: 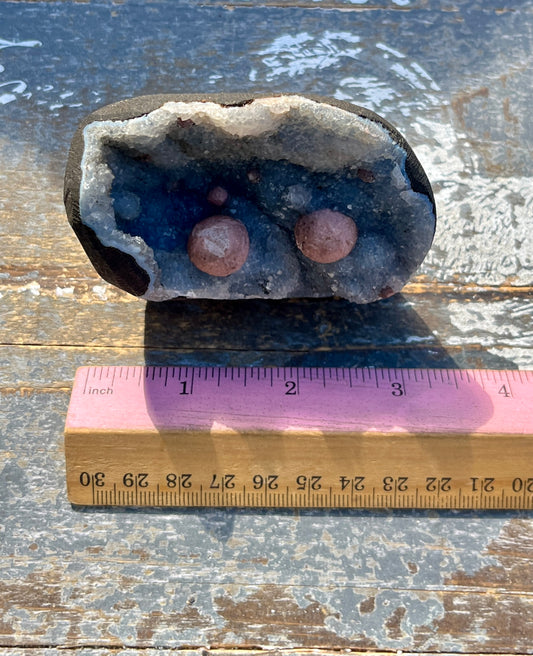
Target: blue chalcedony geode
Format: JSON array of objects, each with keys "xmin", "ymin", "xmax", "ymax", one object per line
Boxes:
[{"xmin": 64, "ymin": 93, "xmax": 436, "ymax": 302}]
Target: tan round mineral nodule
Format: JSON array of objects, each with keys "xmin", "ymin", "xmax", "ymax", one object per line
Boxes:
[
  {"xmin": 294, "ymin": 210, "xmax": 358, "ymax": 264},
  {"xmin": 187, "ymin": 215, "xmax": 250, "ymax": 277}
]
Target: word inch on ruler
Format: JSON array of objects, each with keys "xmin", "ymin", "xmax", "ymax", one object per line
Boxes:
[{"xmin": 65, "ymin": 366, "xmax": 533, "ymax": 510}]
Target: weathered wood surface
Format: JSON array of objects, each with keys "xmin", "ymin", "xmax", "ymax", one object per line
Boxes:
[
  {"xmin": 1, "ymin": 0, "xmax": 533, "ymax": 652},
  {"xmin": 0, "ymin": 652, "xmax": 522, "ymax": 656}
]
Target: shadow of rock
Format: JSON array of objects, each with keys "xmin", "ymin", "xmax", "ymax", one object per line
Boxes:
[{"xmin": 144, "ymin": 294, "xmax": 460, "ymax": 369}]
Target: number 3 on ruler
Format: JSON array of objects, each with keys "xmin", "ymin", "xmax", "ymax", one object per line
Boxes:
[{"xmin": 391, "ymin": 382, "xmax": 404, "ymax": 396}]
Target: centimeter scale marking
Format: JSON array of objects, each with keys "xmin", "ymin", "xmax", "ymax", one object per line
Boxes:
[{"xmin": 64, "ymin": 366, "xmax": 533, "ymax": 509}]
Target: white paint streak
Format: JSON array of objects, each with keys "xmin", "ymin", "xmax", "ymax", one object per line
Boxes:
[
  {"xmin": 92, "ymin": 285, "xmax": 108, "ymax": 301},
  {"xmin": 18, "ymin": 281, "xmax": 40, "ymax": 296},
  {"xmin": 55, "ymin": 286, "xmax": 74, "ymax": 298}
]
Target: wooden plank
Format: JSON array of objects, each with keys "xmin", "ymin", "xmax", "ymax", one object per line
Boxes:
[
  {"xmin": 2, "ymin": 287, "xmax": 532, "ymax": 373},
  {"xmin": 0, "ymin": 652, "xmax": 530, "ymax": 656},
  {"xmin": 0, "ymin": 519, "xmax": 532, "ymax": 648},
  {"xmin": 1, "ymin": 370, "xmax": 533, "ymax": 649},
  {"xmin": 0, "ymin": 652, "xmax": 487, "ymax": 656},
  {"xmin": 1, "ymin": 0, "xmax": 532, "ymax": 652}
]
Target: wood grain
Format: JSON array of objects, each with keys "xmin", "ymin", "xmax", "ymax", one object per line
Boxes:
[
  {"xmin": 1, "ymin": 0, "xmax": 532, "ymax": 652},
  {"xmin": 64, "ymin": 428, "xmax": 533, "ymax": 509}
]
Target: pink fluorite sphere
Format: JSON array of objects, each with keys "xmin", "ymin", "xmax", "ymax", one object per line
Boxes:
[
  {"xmin": 207, "ymin": 186, "xmax": 228, "ymax": 206},
  {"xmin": 294, "ymin": 210, "xmax": 358, "ymax": 264},
  {"xmin": 188, "ymin": 215, "xmax": 250, "ymax": 277}
]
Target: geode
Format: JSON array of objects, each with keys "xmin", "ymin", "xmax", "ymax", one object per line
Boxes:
[{"xmin": 64, "ymin": 93, "xmax": 436, "ymax": 303}]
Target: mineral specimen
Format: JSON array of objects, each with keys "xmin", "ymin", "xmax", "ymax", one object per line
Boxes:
[
  {"xmin": 187, "ymin": 215, "xmax": 250, "ymax": 277},
  {"xmin": 64, "ymin": 93, "xmax": 436, "ymax": 302},
  {"xmin": 294, "ymin": 210, "xmax": 359, "ymax": 264}
]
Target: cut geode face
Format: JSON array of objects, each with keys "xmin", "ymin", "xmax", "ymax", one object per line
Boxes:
[{"xmin": 64, "ymin": 93, "xmax": 436, "ymax": 303}]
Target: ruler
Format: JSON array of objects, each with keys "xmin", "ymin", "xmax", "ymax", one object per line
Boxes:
[{"xmin": 64, "ymin": 366, "xmax": 533, "ymax": 509}]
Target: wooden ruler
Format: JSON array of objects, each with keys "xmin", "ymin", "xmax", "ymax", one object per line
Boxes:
[{"xmin": 64, "ymin": 366, "xmax": 533, "ymax": 509}]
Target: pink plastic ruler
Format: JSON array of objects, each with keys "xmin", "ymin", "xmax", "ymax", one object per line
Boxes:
[{"xmin": 65, "ymin": 366, "xmax": 533, "ymax": 509}]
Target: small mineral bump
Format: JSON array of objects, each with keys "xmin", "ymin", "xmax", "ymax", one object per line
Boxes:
[
  {"xmin": 295, "ymin": 209, "xmax": 358, "ymax": 264},
  {"xmin": 247, "ymin": 169, "xmax": 261, "ymax": 184},
  {"xmin": 187, "ymin": 215, "xmax": 250, "ymax": 277},
  {"xmin": 357, "ymin": 168, "xmax": 376, "ymax": 183},
  {"xmin": 284, "ymin": 184, "xmax": 312, "ymax": 211},
  {"xmin": 379, "ymin": 286, "xmax": 395, "ymax": 299},
  {"xmin": 113, "ymin": 191, "xmax": 141, "ymax": 221},
  {"xmin": 207, "ymin": 186, "xmax": 229, "ymax": 207}
]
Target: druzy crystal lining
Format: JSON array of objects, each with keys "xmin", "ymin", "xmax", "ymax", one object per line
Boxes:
[{"xmin": 77, "ymin": 95, "xmax": 435, "ymax": 302}]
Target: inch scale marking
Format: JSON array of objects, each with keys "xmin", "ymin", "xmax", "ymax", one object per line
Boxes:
[{"xmin": 65, "ymin": 366, "xmax": 533, "ymax": 509}]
